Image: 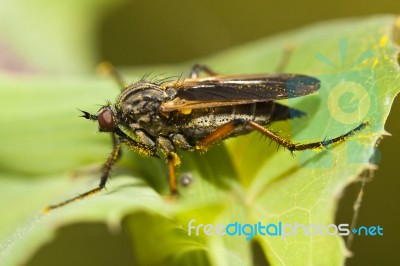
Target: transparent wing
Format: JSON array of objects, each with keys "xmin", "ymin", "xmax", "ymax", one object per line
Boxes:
[{"xmin": 160, "ymin": 74, "xmax": 320, "ymax": 112}]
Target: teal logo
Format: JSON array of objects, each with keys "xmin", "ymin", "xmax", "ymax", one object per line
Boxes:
[{"xmin": 290, "ymin": 39, "xmax": 380, "ymax": 167}]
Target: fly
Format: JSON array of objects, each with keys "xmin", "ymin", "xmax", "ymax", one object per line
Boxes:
[{"xmin": 45, "ymin": 64, "xmax": 368, "ymax": 212}]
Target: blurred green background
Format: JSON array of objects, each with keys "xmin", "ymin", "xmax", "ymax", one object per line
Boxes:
[{"xmin": 1, "ymin": 0, "xmax": 399, "ymax": 265}]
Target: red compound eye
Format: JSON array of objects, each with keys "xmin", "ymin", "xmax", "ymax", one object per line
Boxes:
[{"xmin": 98, "ymin": 107, "xmax": 115, "ymax": 132}]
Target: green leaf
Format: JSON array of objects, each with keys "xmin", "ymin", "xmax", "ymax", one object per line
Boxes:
[{"xmin": 1, "ymin": 15, "xmax": 399, "ymax": 266}]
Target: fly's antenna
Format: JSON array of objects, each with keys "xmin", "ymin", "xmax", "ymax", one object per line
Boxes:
[{"xmin": 78, "ymin": 109, "xmax": 98, "ymax": 121}]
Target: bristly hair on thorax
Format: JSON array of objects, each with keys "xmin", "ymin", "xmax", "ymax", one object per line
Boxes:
[{"xmin": 137, "ymin": 73, "xmax": 180, "ymax": 86}]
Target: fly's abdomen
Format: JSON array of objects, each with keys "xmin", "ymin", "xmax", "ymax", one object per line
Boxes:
[{"xmin": 179, "ymin": 101, "xmax": 276, "ymax": 139}]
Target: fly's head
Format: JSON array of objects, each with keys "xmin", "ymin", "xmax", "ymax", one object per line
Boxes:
[
  {"xmin": 79, "ymin": 82, "xmax": 172, "ymax": 136},
  {"xmin": 79, "ymin": 106, "xmax": 119, "ymax": 133}
]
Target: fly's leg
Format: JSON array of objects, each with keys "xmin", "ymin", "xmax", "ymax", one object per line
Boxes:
[
  {"xmin": 111, "ymin": 132, "xmax": 123, "ymax": 160},
  {"xmin": 44, "ymin": 134, "xmax": 156, "ymax": 213},
  {"xmin": 170, "ymin": 133, "xmax": 195, "ymax": 151},
  {"xmin": 97, "ymin": 61, "xmax": 127, "ymax": 89},
  {"xmin": 167, "ymin": 153, "xmax": 180, "ymax": 195},
  {"xmin": 44, "ymin": 135, "xmax": 122, "ymax": 213},
  {"xmin": 196, "ymin": 119, "xmax": 369, "ymax": 152},
  {"xmin": 157, "ymin": 136, "xmax": 181, "ymax": 195},
  {"xmin": 245, "ymin": 120, "xmax": 368, "ymax": 151},
  {"xmin": 196, "ymin": 121, "xmax": 242, "ymax": 150},
  {"xmin": 189, "ymin": 64, "xmax": 218, "ymax": 78}
]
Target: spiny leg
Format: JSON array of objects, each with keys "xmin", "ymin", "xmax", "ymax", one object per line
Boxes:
[
  {"xmin": 44, "ymin": 134, "xmax": 156, "ymax": 213},
  {"xmin": 112, "ymin": 132, "xmax": 123, "ymax": 160},
  {"xmin": 62, "ymin": 133, "xmax": 123, "ymax": 182},
  {"xmin": 246, "ymin": 120, "xmax": 368, "ymax": 151},
  {"xmin": 157, "ymin": 136, "xmax": 181, "ymax": 195},
  {"xmin": 196, "ymin": 119, "xmax": 368, "ymax": 152},
  {"xmin": 44, "ymin": 136, "xmax": 122, "ymax": 213},
  {"xmin": 119, "ymin": 134, "xmax": 158, "ymax": 158},
  {"xmin": 196, "ymin": 121, "xmax": 240, "ymax": 149},
  {"xmin": 189, "ymin": 64, "xmax": 218, "ymax": 79},
  {"xmin": 167, "ymin": 152, "xmax": 180, "ymax": 195}
]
